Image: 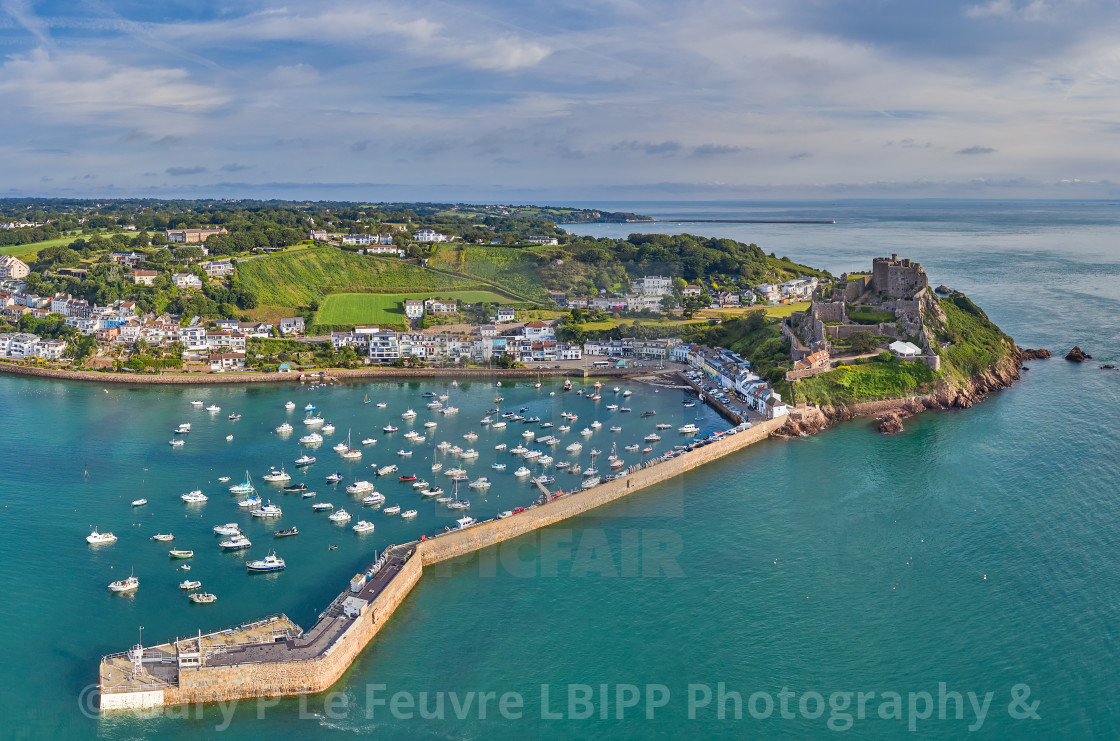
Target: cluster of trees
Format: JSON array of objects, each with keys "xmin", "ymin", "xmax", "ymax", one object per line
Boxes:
[{"xmin": 0, "ymin": 223, "xmax": 62, "ymax": 247}]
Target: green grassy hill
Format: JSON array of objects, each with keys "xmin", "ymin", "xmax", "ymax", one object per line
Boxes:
[
  {"xmin": 426, "ymin": 244, "xmax": 550, "ymax": 301},
  {"xmin": 317, "ymin": 290, "xmax": 511, "ymax": 327}
]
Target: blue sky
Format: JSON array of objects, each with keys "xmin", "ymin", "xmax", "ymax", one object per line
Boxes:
[{"xmin": 3, "ymin": 0, "xmax": 1120, "ymax": 199}]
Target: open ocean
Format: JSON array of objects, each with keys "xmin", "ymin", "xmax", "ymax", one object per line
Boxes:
[{"xmin": 3, "ymin": 199, "xmax": 1119, "ymax": 739}]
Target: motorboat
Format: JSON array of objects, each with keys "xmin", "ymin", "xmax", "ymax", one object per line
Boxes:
[
  {"xmin": 610, "ymin": 459, "xmax": 626, "ymax": 469},
  {"xmin": 353, "ymin": 520, "xmax": 376, "ymax": 534},
  {"xmin": 469, "ymin": 477, "xmax": 491, "ymax": 490},
  {"xmin": 282, "ymin": 482, "xmax": 308, "ymax": 493},
  {"xmin": 431, "ymin": 462, "xmax": 443, "ymax": 472},
  {"xmin": 421, "ymin": 487, "xmax": 443, "ymax": 497},
  {"xmin": 169, "ymin": 549, "xmax": 194, "ymax": 559},
  {"xmin": 540, "ymin": 422, "xmax": 553, "ymax": 429},
  {"xmin": 131, "ymin": 498, "xmax": 147, "ymax": 507},
  {"xmin": 191, "ymin": 400, "xmax": 204, "ymax": 407},
  {"xmin": 644, "ymin": 433, "xmax": 662, "ymax": 442},
  {"xmin": 378, "ymin": 464, "xmax": 400, "ymax": 477},
  {"xmin": 444, "ymin": 467, "xmax": 466, "ymax": 477},
  {"xmin": 252, "ymin": 501, "xmax": 283, "ymax": 517},
  {"xmin": 494, "ymin": 443, "xmax": 507, "ymax": 451},
  {"xmin": 212, "ymin": 523, "xmax": 241, "ymax": 536},
  {"xmin": 447, "ymin": 500, "xmax": 470, "ymax": 510},
  {"xmin": 435, "ymin": 496, "xmax": 453, "ymax": 503},
  {"xmin": 376, "ymin": 402, "xmax": 387, "ymax": 408},
  {"xmin": 220, "ymin": 534, "xmax": 252, "ymax": 550},
  {"xmin": 362, "ymin": 437, "xmax": 377, "ymax": 445},
  {"xmin": 328, "ymin": 509, "xmax": 352, "ymax": 522},
  {"xmin": 455, "ymin": 516, "xmax": 477, "ymax": 529},
  {"xmin": 613, "ymin": 386, "xmax": 620, "ymax": 393},
  {"xmin": 398, "ymin": 449, "xmax": 412, "ymax": 457},
  {"xmin": 641, "ymin": 411, "xmax": 657, "ymax": 418},
  {"xmin": 237, "ymin": 494, "xmax": 262, "ymax": 508},
  {"xmin": 151, "ymin": 533, "xmax": 174, "ymax": 541},
  {"xmin": 108, "ymin": 574, "xmax": 139, "ymax": 593},
  {"xmin": 181, "ymin": 490, "xmax": 208, "ymax": 503},
  {"xmin": 566, "ymin": 442, "xmax": 582, "ymax": 453},
  {"xmin": 346, "ymin": 480, "xmax": 375, "ymax": 494},
  {"xmin": 580, "ymin": 428, "xmax": 593, "ymax": 436},
  {"xmin": 625, "ymin": 443, "xmax": 640, "ymax": 452},
  {"xmin": 401, "ymin": 509, "xmax": 417, "ymax": 519},
  {"xmin": 538, "ymin": 455, "xmax": 554, "ymax": 466},
  {"xmin": 401, "ymin": 409, "xmax": 417, "ymax": 419},
  {"xmin": 463, "ymin": 431, "xmax": 479, "ymax": 441},
  {"xmin": 523, "ymin": 449, "xmax": 541, "ymax": 459},
  {"xmin": 423, "ymin": 421, "xmax": 438, "ymax": 429},
  {"xmin": 285, "ymin": 401, "xmax": 296, "ymax": 410},
  {"xmin": 205, "ymin": 404, "xmax": 221, "ymax": 412},
  {"xmin": 619, "ymin": 407, "xmax": 632, "ymax": 413},
  {"xmin": 262, "ymin": 467, "xmax": 290, "ymax": 483},
  {"xmin": 226, "ymin": 435, "xmax": 234, "ymax": 441},
  {"xmin": 169, "ymin": 439, "xmax": 185, "ymax": 447},
  {"xmin": 533, "ymin": 475, "xmax": 555, "ymax": 485},
  {"xmin": 440, "ymin": 406, "xmax": 459, "ymax": 415},
  {"xmin": 180, "ymin": 580, "xmax": 201, "ymax": 590},
  {"xmin": 230, "ymin": 472, "xmax": 255, "ymax": 494},
  {"xmin": 610, "ymin": 426, "xmax": 622, "ymax": 432},
  {"xmin": 522, "ymin": 430, "xmax": 535, "ymax": 439},
  {"xmin": 189, "ymin": 592, "xmax": 217, "ymax": 604},
  {"xmin": 641, "ymin": 447, "xmax": 653, "ymax": 454},
  {"xmin": 411, "ymin": 479, "xmax": 429, "ymax": 488},
  {"xmin": 302, "ymin": 490, "xmax": 317, "ymax": 498},
  {"xmin": 555, "ymin": 461, "xmax": 571, "ymax": 470},
  {"xmin": 514, "ymin": 467, "xmax": 531, "ymax": 477},
  {"xmin": 679, "ymin": 424, "xmax": 700, "ymax": 434},
  {"xmin": 383, "ymin": 425, "xmax": 399, "ymax": 433},
  {"xmin": 228, "ymin": 413, "xmax": 241, "ymax": 421},
  {"xmin": 383, "ymin": 505, "xmax": 401, "ymax": 515},
  {"xmin": 87, "ymin": 529, "xmax": 117, "ymax": 545},
  {"xmin": 276, "ymin": 422, "xmax": 294, "ymax": 433},
  {"xmin": 333, "ymin": 441, "xmax": 349, "ymax": 452},
  {"xmin": 582, "ymin": 476, "xmax": 601, "ymax": 489},
  {"xmin": 326, "ymin": 472, "xmax": 344, "ymax": 483},
  {"xmin": 305, "ymin": 403, "xmax": 316, "ymax": 411},
  {"xmin": 321, "ymin": 423, "xmax": 336, "ymax": 434},
  {"xmin": 656, "ymin": 423, "xmax": 672, "ymax": 430},
  {"xmin": 492, "ymin": 462, "xmax": 507, "ymax": 471},
  {"xmin": 218, "ymin": 476, "xmax": 231, "ymax": 483},
  {"xmin": 510, "ymin": 445, "xmax": 528, "ymax": 456},
  {"xmin": 399, "ymin": 474, "xmax": 418, "ymax": 482},
  {"xmin": 299, "ymin": 432, "xmax": 323, "ymax": 445},
  {"xmin": 295, "ymin": 455, "xmax": 317, "ymax": 466},
  {"xmin": 174, "ymin": 422, "xmax": 191, "ymax": 433},
  {"xmin": 313, "ymin": 502, "xmax": 335, "ymax": 511},
  {"xmin": 480, "ymin": 416, "xmax": 493, "ymax": 425},
  {"xmin": 437, "ymin": 441, "xmax": 452, "ymax": 451},
  {"xmin": 423, "ymin": 391, "xmax": 437, "ymax": 397},
  {"xmin": 246, "ymin": 553, "xmax": 286, "ymax": 572},
  {"xmin": 303, "ymin": 415, "xmax": 325, "ymax": 426},
  {"xmin": 622, "ymin": 390, "xmax": 632, "ymax": 397},
  {"xmin": 591, "ymin": 420, "xmax": 602, "ymax": 429},
  {"xmin": 362, "ymin": 492, "xmax": 386, "ymax": 505},
  {"xmin": 559, "ymin": 425, "xmax": 571, "ymax": 432},
  {"xmin": 461, "ymin": 449, "xmax": 479, "ymax": 459}
]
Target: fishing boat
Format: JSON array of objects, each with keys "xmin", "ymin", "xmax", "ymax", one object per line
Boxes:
[
  {"xmin": 345, "ymin": 480, "xmax": 375, "ymax": 494},
  {"xmin": 169, "ymin": 549, "xmax": 194, "ymax": 559},
  {"xmin": 220, "ymin": 534, "xmax": 252, "ymax": 550},
  {"xmin": 181, "ymin": 490, "xmax": 208, "ymax": 503},
  {"xmin": 678, "ymin": 424, "xmax": 700, "ymax": 434},
  {"xmin": 237, "ymin": 494, "xmax": 261, "ymax": 509},
  {"xmin": 295, "ymin": 454, "xmax": 316, "ymax": 466},
  {"xmin": 252, "ymin": 501, "xmax": 282, "ymax": 517},
  {"xmin": 328, "ymin": 509, "xmax": 352, "ymax": 522},
  {"xmin": 246, "ymin": 553, "xmax": 286, "ymax": 572},
  {"xmin": 169, "ymin": 439, "xmax": 185, "ymax": 447},
  {"xmin": 276, "ymin": 422, "xmax": 294, "ymax": 433},
  {"xmin": 108, "ymin": 573, "xmax": 139, "ymax": 593},
  {"xmin": 383, "ymin": 425, "xmax": 399, "ymax": 433},
  {"xmin": 262, "ymin": 467, "xmax": 290, "ymax": 483},
  {"xmin": 313, "ymin": 502, "xmax": 334, "ymax": 511},
  {"xmin": 353, "ymin": 520, "xmax": 376, "ymax": 534},
  {"xmin": 401, "ymin": 509, "xmax": 418, "ymax": 519},
  {"xmin": 212, "ymin": 523, "xmax": 241, "ymax": 535},
  {"xmin": 275, "ymin": 526, "xmax": 299, "ymax": 537},
  {"xmin": 87, "ymin": 529, "xmax": 117, "ymax": 545},
  {"xmin": 326, "ymin": 472, "xmax": 344, "ymax": 483},
  {"xmin": 383, "ymin": 505, "xmax": 401, "ymax": 515},
  {"xmin": 641, "ymin": 411, "xmax": 657, "ymax": 418},
  {"xmin": 299, "ymin": 432, "xmax": 323, "ymax": 445},
  {"xmin": 282, "ymin": 482, "xmax": 308, "ymax": 493},
  {"xmin": 131, "ymin": 498, "xmax": 147, "ymax": 507},
  {"xmin": 285, "ymin": 401, "xmax": 296, "ymax": 410},
  {"xmin": 362, "ymin": 492, "xmax": 386, "ymax": 505},
  {"xmin": 230, "ymin": 472, "xmax": 255, "ymax": 494},
  {"xmin": 180, "ymin": 580, "xmax": 201, "ymax": 590},
  {"xmin": 151, "ymin": 533, "xmax": 174, "ymax": 541},
  {"xmin": 189, "ymin": 592, "xmax": 217, "ymax": 604}
]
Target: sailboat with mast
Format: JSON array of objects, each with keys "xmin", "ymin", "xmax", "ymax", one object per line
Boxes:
[
  {"xmin": 340, "ymin": 429, "xmax": 362, "ymax": 459},
  {"xmin": 229, "ymin": 471, "xmax": 255, "ymax": 494}
]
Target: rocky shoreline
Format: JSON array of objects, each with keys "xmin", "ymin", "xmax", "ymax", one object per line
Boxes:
[{"xmin": 778, "ymin": 347, "xmax": 1031, "ymax": 437}]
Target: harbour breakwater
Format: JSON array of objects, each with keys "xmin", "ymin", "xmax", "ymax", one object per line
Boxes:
[
  {"xmin": 98, "ymin": 415, "xmax": 786, "ymax": 711},
  {"xmin": 0, "ymin": 361, "xmax": 633, "ymax": 385}
]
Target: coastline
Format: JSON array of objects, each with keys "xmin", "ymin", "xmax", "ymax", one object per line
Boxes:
[{"xmin": 0, "ymin": 362, "xmax": 635, "ymax": 385}]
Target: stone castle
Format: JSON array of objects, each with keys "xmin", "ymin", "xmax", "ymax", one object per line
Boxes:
[{"xmin": 869, "ymin": 254, "xmax": 928, "ymax": 299}]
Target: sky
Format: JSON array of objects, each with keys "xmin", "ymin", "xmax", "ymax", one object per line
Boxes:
[{"xmin": 3, "ymin": 0, "xmax": 1120, "ymax": 200}]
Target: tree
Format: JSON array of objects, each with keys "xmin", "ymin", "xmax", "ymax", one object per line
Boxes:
[{"xmin": 848, "ymin": 330, "xmax": 880, "ymax": 354}]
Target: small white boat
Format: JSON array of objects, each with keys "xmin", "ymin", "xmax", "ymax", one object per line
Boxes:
[
  {"xmin": 421, "ymin": 487, "xmax": 443, "ymax": 497},
  {"xmin": 656, "ymin": 423, "xmax": 672, "ymax": 430},
  {"xmin": 303, "ymin": 415, "xmax": 325, "ymax": 426},
  {"xmin": 131, "ymin": 498, "xmax": 147, "ymax": 507},
  {"xmin": 678, "ymin": 424, "xmax": 700, "ymax": 434},
  {"xmin": 623, "ymin": 389, "xmax": 632, "ymax": 396},
  {"xmin": 251, "ymin": 501, "xmax": 283, "ymax": 517},
  {"xmin": 610, "ymin": 426, "xmax": 622, "ymax": 432},
  {"xmin": 625, "ymin": 443, "xmax": 640, "ymax": 452},
  {"xmin": 169, "ymin": 439, "xmax": 185, "ymax": 447},
  {"xmin": 397, "ymin": 450, "xmax": 413, "ymax": 457},
  {"xmin": 341, "ymin": 449, "xmax": 362, "ymax": 460},
  {"xmin": 491, "ymin": 421, "xmax": 507, "ymax": 429},
  {"xmin": 333, "ymin": 441, "xmax": 349, "ymax": 452},
  {"xmin": 361, "ymin": 438, "xmax": 377, "ymax": 446},
  {"xmin": 226, "ymin": 435, "xmax": 234, "ymax": 441},
  {"xmin": 514, "ymin": 467, "xmax": 531, "ymax": 477},
  {"xmin": 305, "ymin": 403, "xmax": 316, "ymax": 411},
  {"xmin": 87, "ymin": 529, "xmax": 117, "ymax": 545},
  {"xmin": 606, "ymin": 404, "xmax": 619, "ymax": 410},
  {"xmin": 401, "ymin": 409, "xmax": 417, "ymax": 419},
  {"xmin": 376, "ymin": 402, "xmax": 387, "ymax": 408},
  {"xmin": 644, "ymin": 433, "xmax": 662, "ymax": 442},
  {"xmin": 326, "ymin": 472, "xmax": 344, "ymax": 483},
  {"xmin": 412, "ymin": 479, "xmax": 429, "ymax": 489},
  {"xmin": 205, "ymin": 404, "xmax": 220, "ymax": 412},
  {"xmin": 262, "ymin": 468, "xmax": 290, "ymax": 482},
  {"xmin": 189, "ymin": 592, "xmax": 217, "ymax": 604},
  {"xmin": 218, "ymin": 476, "xmax": 231, "ymax": 482},
  {"xmin": 566, "ymin": 442, "xmax": 583, "ymax": 453},
  {"xmin": 461, "ymin": 448, "xmax": 479, "ymax": 459},
  {"xmin": 492, "ymin": 462, "xmax": 506, "ymax": 471},
  {"xmin": 181, "ymin": 490, "xmax": 208, "ymax": 503},
  {"xmin": 377, "ymin": 464, "xmax": 399, "ymax": 476},
  {"xmin": 276, "ymin": 422, "xmax": 294, "ymax": 433},
  {"xmin": 212, "ymin": 523, "xmax": 241, "ymax": 535},
  {"xmin": 295, "ymin": 454, "xmax": 317, "ymax": 466},
  {"xmin": 322, "ymin": 423, "xmax": 336, "ymax": 434},
  {"xmin": 383, "ymin": 505, "xmax": 401, "ymax": 515},
  {"xmin": 580, "ymin": 428, "xmax": 593, "ymax": 436},
  {"xmin": 591, "ymin": 420, "xmax": 602, "ymax": 429},
  {"xmin": 299, "ymin": 432, "xmax": 323, "ymax": 445},
  {"xmin": 431, "ymin": 462, "xmax": 443, "ymax": 472},
  {"xmin": 313, "ymin": 502, "xmax": 335, "ymax": 511},
  {"xmin": 285, "ymin": 401, "xmax": 296, "ymax": 410},
  {"xmin": 237, "ymin": 495, "xmax": 261, "ymax": 509},
  {"xmin": 190, "ymin": 400, "xmax": 204, "ymax": 407},
  {"xmin": 169, "ymin": 549, "xmax": 194, "ymax": 559},
  {"xmin": 447, "ymin": 499, "xmax": 470, "ymax": 510},
  {"xmin": 353, "ymin": 520, "xmax": 376, "ymax": 534},
  {"xmin": 220, "ymin": 534, "xmax": 252, "ymax": 550},
  {"xmin": 180, "ymin": 580, "xmax": 202, "ymax": 590},
  {"xmin": 246, "ymin": 553, "xmax": 286, "ymax": 572},
  {"xmin": 108, "ymin": 574, "xmax": 139, "ymax": 593},
  {"xmin": 423, "ymin": 421, "xmax": 438, "ymax": 429},
  {"xmin": 151, "ymin": 533, "xmax": 174, "ymax": 541},
  {"xmin": 345, "ymin": 480, "xmax": 375, "ymax": 494},
  {"xmin": 401, "ymin": 509, "xmax": 418, "ymax": 519},
  {"xmin": 328, "ymin": 509, "xmax": 352, "ymax": 522},
  {"xmin": 494, "ymin": 443, "xmax": 508, "ymax": 451},
  {"xmin": 174, "ymin": 422, "xmax": 191, "ymax": 433},
  {"xmin": 362, "ymin": 492, "xmax": 386, "ymax": 505},
  {"xmin": 383, "ymin": 425, "xmax": 398, "ymax": 433},
  {"xmin": 463, "ymin": 431, "xmax": 479, "ymax": 441},
  {"xmin": 522, "ymin": 430, "xmax": 535, "ymax": 439},
  {"xmin": 469, "ymin": 477, "xmax": 491, "ymax": 489}
]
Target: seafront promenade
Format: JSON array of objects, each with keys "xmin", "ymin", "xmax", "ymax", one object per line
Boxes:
[{"xmin": 98, "ymin": 413, "xmax": 785, "ymax": 711}]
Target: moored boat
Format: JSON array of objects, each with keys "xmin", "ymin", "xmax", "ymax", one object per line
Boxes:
[
  {"xmin": 87, "ymin": 529, "xmax": 117, "ymax": 545},
  {"xmin": 189, "ymin": 592, "xmax": 217, "ymax": 603},
  {"xmin": 169, "ymin": 549, "xmax": 194, "ymax": 559},
  {"xmin": 246, "ymin": 553, "xmax": 286, "ymax": 572}
]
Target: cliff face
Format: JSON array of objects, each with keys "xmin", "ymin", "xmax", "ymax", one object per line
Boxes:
[{"xmin": 778, "ymin": 343, "xmax": 1022, "ymax": 437}]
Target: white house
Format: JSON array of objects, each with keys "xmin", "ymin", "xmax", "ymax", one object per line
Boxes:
[
  {"xmin": 424, "ymin": 298, "xmax": 457, "ymax": 314},
  {"xmin": 279, "ymin": 317, "xmax": 305, "ymax": 335},
  {"xmin": 527, "ymin": 236, "xmax": 559, "ymax": 245},
  {"xmin": 200, "ymin": 260, "xmax": 234, "ymax": 278},
  {"xmin": 638, "ymin": 276, "xmax": 672, "ymax": 296},
  {"xmin": 209, "ymin": 352, "xmax": 246, "ymax": 370},
  {"xmin": 495, "ymin": 308, "xmax": 516, "ymax": 323},
  {"xmin": 173, "ymin": 273, "xmax": 203, "ymax": 289},
  {"xmin": 413, "ymin": 229, "xmax": 449, "ymax": 243},
  {"xmin": 365, "ymin": 245, "xmax": 404, "ymax": 256},
  {"xmin": 0, "ymin": 256, "xmax": 30, "ymax": 280},
  {"xmin": 403, "ymin": 300, "xmax": 425, "ymax": 319}
]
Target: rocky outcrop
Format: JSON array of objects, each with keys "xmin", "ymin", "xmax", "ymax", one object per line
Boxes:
[
  {"xmin": 1065, "ymin": 346, "xmax": 1091, "ymax": 362},
  {"xmin": 877, "ymin": 412, "xmax": 904, "ymax": 434},
  {"xmin": 1017, "ymin": 347, "xmax": 1051, "ymax": 360}
]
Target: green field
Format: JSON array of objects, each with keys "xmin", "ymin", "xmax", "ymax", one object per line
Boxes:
[
  {"xmin": 0, "ymin": 235, "xmax": 79, "ymax": 259},
  {"xmin": 426, "ymin": 244, "xmax": 549, "ymax": 301},
  {"xmin": 317, "ymin": 290, "xmax": 511, "ymax": 326}
]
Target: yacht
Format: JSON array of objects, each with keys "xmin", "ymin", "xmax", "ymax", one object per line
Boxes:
[
  {"xmin": 181, "ymin": 490, "xmax": 208, "ymax": 503},
  {"xmin": 189, "ymin": 592, "xmax": 217, "ymax": 604},
  {"xmin": 246, "ymin": 553, "xmax": 286, "ymax": 572},
  {"xmin": 401, "ymin": 509, "xmax": 418, "ymax": 519},
  {"xmin": 362, "ymin": 492, "xmax": 386, "ymax": 505},
  {"xmin": 220, "ymin": 534, "xmax": 252, "ymax": 550},
  {"xmin": 353, "ymin": 520, "xmax": 376, "ymax": 534},
  {"xmin": 294, "ymin": 454, "xmax": 316, "ymax": 466},
  {"xmin": 237, "ymin": 494, "xmax": 262, "ymax": 508},
  {"xmin": 229, "ymin": 472, "xmax": 255, "ymax": 494},
  {"xmin": 328, "ymin": 509, "xmax": 352, "ymax": 522},
  {"xmin": 455, "ymin": 516, "xmax": 477, "ymax": 529},
  {"xmin": 510, "ymin": 445, "xmax": 528, "ymax": 455},
  {"xmin": 131, "ymin": 498, "xmax": 147, "ymax": 507},
  {"xmin": 228, "ymin": 413, "xmax": 241, "ymax": 421},
  {"xmin": 190, "ymin": 400, "xmax": 204, "ymax": 407},
  {"xmin": 383, "ymin": 505, "xmax": 401, "ymax": 515},
  {"xmin": 276, "ymin": 422, "xmax": 294, "ymax": 433},
  {"xmin": 205, "ymin": 404, "xmax": 221, "ymax": 412},
  {"xmin": 285, "ymin": 401, "xmax": 296, "ymax": 410},
  {"xmin": 313, "ymin": 502, "xmax": 334, "ymax": 511},
  {"xmin": 678, "ymin": 424, "xmax": 700, "ymax": 434},
  {"xmin": 361, "ymin": 437, "xmax": 377, "ymax": 445},
  {"xmin": 494, "ymin": 443, "xmax": 508, "ymax": 451},
  {"xmin": 580, "ymin": 428, "xmax": 593, "ymax": 436},
  {"xmin": 262, "ymin": 467, "xmax": 290, "ymax": 483},
  {"xmin": 169, "ymin": 549, "xmax": 194, "ymax": 559},
  {"xmin": 251, "ymin": 501, "xmax": 283, "ymax": 517},
  {"xmin": 151, "ymin": 533, "xmax": 174, "ymax": 542},
  {"xmin": 566, "ymin": 442, "xmax": 583, "ymax": 453},
  {"xmin": 212, "ymin": 523, "xmax": 241, "ymax": 536},
  {"xmin": 282, "ymin": 482, "xmax": 308, "ymax": 493},
  {"xmin": 326, "ymin": 472, "xmax": 344, "ymax": 483},
  {"xmin": 401, "ymin": 409, "xmax": 417, "ymax": 419},
  {"xmin": 538, "ymin": 455, "xmax": 554, "ymax": 466},
  {"xmin": 180, "ymin": 580, "xmax": 202, "ymax": 590},
  {"xmin": 346, "ymin": 480, "xmax": 375, "ymax": 494},
  {"xmin": 321, "ymin": 423, "xmax": 336, "ymax": 434},
  {"xmin": 299, "ymin": 432, "xmax": 323, "ymax": 445},
  {"xmin": 492, "ymin": 462, "xmax": 507, "ymax": 471},
  {"xmin": 383, "ymin": 425, "xmax": 399, "ymax": 433},
  {"xmin": 341, "ymin": 448, "xmax": 362, "ymax": 460},
  {"xmin": 421, "ymin": 487, "xmax": 443, "ymax": 497},
  {"xmin": 431, "ymin": 462, "xmax": 443, "ymax": 472},
  {"xmin": 582, "ymin": 476, "xmax": 601, "ymax": 489},
  {"xmin": 169, "ymin": 439, "xmax": 185, "ymax": 447},
  {"xmin": 644, "ymin": 433, "xmax": 662, "ymax": 442},
  {"xmin": 469, "ymin": 477, "xmax": 491, "ymax": 490},
  {"xmin": 514, "ymin": 467, "xmax": 531, "ymax": 477},
  {"xmin": 86, "ymin": 529, "xmax": 117, "ymax": 545},
  {"xmin": 333, "ymin": 441, "xmax": 349, "ymax": 452},
  {"xmin": 491, "ymin": 421, "xmax": 507, "ymax": 430},
  {"xmin": 303, "ymin": 415, "xmax": 325, "ymax": 426},
  {"xmin": 522, "ymin": 430, "xmax": 535, "ymax": 439},
  {"xmin": 108, "ymin": 574, "xmax": 139, "ymax": 593},
  {"xmin": 461, "ymin": 448, "xmax": 479, "ymax": 459}
]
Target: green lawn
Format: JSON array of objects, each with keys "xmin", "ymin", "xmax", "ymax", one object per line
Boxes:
[
  {"xmin": 316, "ymin": 290, "xmax": 510, "ymax": 326},
  {"xmin": 0, "ymin": 235, "xmax": 79, "ymax": 259},
  {"xmin": 426, "ymin": 244, "xmax": 549, "ymax": 301}
]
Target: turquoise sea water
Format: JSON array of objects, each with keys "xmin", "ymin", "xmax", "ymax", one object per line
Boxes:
[{"xmin": 4, "ymin": 200, "xmax": 1120, "ymax": 739}]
